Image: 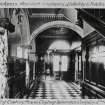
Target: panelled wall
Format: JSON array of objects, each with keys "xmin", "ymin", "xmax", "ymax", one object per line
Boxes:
[
  {"xmin": 8, "ymin": 58, "xmax": 26, "ymax": 98},
  {"xmin": 82, "ymin": 31, "xmax": 105, "ymax": 98}
]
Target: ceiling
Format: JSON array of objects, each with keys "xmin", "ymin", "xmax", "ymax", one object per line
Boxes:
[{"xmin": 36, "ymin": 27, "xmax": 81, "ymax": 40}]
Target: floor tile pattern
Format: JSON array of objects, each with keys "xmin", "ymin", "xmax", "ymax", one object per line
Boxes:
[{"xmin": 28, "ymin": 79, "xmax": 81, "ymax": 99}]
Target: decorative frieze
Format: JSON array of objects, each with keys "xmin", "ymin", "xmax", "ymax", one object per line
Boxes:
[{"xmin": 29, "ymin": 13, "xmax": 65, "ymax": 21}]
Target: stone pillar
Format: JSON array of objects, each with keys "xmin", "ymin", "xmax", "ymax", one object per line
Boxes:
[
  {"xmin": 26, "ymin": 59, "xmax": 30, "ymax": 88},
  {"xmin": 0, "ymin": 27, "xmax": 9, "ymax": 98}
]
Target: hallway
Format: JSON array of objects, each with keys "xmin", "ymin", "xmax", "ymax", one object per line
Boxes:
[
  {"xmin": 28, "ymin": 76, "xmax": 81, "ymax": 99},
  {"xmin": 1, "ymin": 8, "xmax": 105, "ymax": 99}
]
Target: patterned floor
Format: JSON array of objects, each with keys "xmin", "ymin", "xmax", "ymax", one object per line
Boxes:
[{"xmin": 28, "ymin": 77, "xmax": 81, "ymax": 99}]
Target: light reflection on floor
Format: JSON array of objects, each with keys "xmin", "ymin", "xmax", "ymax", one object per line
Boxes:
[{"xmin": 28, "ymin": 76, "xmax": 82, "ymax": 99}]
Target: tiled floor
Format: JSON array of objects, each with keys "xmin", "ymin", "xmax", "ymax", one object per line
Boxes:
[{"xmin": 28, "ymin": 76, "xmax": 82, "ymax": 99}]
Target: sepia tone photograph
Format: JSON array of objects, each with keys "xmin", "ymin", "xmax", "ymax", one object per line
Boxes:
[{"xmin": 0, "ymin": 8, "xmax": 105, "ymax": 99}]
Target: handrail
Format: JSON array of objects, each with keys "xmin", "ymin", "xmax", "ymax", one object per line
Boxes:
[
  {"xmin": 62, "ymin": 14, "xmax": 72, "ymax": 22},
  {"xmin": 83, "ymin": 82, "xmax": 105, "ymax": 97},
  {"xmin": 79, "ymin": 9, "xmax": 105, "ymax": 39}
]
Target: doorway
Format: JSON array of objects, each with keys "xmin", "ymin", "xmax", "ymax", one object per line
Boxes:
[{"xmin": 53, "ymin": 55, "xmax": 69, "ymax": 80}]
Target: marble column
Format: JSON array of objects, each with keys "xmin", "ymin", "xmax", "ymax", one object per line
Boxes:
[{"xmin": 0, "ymin": 27, "xmax": 9, "ymax": 98}]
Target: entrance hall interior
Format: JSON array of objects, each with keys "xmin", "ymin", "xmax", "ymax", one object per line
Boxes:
[
  {"xmin": 29, "ymin": 27, "xmax": 82, "ymax": 99},
  {"xmin": 0, "ymin": 8, "xmax": 105, "ymax": 99}
]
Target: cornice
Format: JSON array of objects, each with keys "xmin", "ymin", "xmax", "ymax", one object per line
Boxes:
[{"xmin": 29, "ymin": 13, "xmax": 65, "ymax": 20}]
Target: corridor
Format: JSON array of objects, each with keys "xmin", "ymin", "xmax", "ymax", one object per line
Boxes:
[
  {"xmin": 1, "ymin": 8, "xmax": 105, "ymax": 99},
  {"xmin": 28, "ymin": 76, "xmax": 81, "ymax": 99}
]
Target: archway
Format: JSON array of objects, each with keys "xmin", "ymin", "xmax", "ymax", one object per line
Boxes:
[
  {"xmin": 29, "ymin": 20, "xmax": 83, "ymax": 81},
  {"xmin": 29, "ymin": 20, "xmax": 83, "ymax": 45}
]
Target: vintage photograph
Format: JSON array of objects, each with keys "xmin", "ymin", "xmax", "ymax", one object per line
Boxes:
[{"xmin": 0, "ymin": 8, "xmax": 105, "ymax": 99}]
